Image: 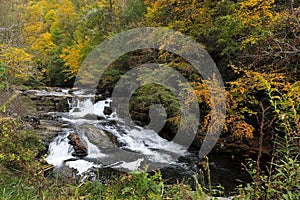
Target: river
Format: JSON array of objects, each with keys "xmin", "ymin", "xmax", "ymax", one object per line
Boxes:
[{"xmin": 24, "ymin": 88, "xmax": 251, "ymax": 195}]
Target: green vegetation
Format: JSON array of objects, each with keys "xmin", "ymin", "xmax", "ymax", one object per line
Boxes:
[
  {"xmin": 234, "ymin": 84, "xmax": 300, "ymax": 199},
  {"xmin": 0, "ymin": 0, "xmax": 299, "ymax": 199},
  {"xmin": 0, "ymin": 169, "xmax": 209, "ymax": 200}
]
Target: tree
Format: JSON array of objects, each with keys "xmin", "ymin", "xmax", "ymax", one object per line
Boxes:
[
  {"xmin": 0, "ymin": 44, "xmax": 35, "ymax": 90},
  {"xmin": 0, "ymin": 0, "xmax": 26, "ymax": 47}
]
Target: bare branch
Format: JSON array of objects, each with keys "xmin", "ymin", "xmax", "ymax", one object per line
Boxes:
[{"xmin": 291, "ymin": 0, "xmax": 300, "ymax": 30}]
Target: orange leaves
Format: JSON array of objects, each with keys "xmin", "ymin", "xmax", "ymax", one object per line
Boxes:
[
  {"xmin": 232, "ymin": 120, "xmax": 254, "ymax": 138},
  {"xmin": 225, "ymin": 68, "xmax": 290, "ymax": 138},
  {"xmin": 191, "ymin": 81, "xmax": 211, "ymax": 107}
]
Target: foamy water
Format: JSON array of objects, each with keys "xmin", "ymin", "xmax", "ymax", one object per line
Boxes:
[{"xmin": 46, "ymin": 93, "xmax": 187, "ymax": 174}]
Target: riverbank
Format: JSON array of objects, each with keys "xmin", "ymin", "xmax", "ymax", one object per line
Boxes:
[{"xmin": 1, "ymin": 89, "xmax": 299, "ymax": 199}]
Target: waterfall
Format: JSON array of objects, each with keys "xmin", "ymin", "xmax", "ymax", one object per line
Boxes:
[
  {"xmin": 26, "ymin": 88, "xmax": 251, "ymax": 193},
  {"xmin": 45, "ymin": 132, "xmax": 74, "ymax": 167},
  {"xmin": 45, "ymin": 92, "xmax": 189, "ymax": 174},
  {"xmin": 82, "ymin": 134, "xmax": 106, "ymax": 159}
]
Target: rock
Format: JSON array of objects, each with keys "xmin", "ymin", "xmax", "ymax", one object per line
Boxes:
[
  {"xmin": 103, "ymin": 106, "xmax": 112, "ymax": 115},
  {"xmin": 21, "ymin": 89, "xmax": 71, "ymax": 113},
  {"xmin": 78, "ymin": 167, "xmax": 123, "ymax": 184},
  {"xmin": 160, "ymin": 164, "xmax": 195, "ymax": 186},
  {"xmin": 23, "ymin": 115, "xmax": 40, "ymax": 128},
  {"xmin": 61, "ymin": 123, "xmax": 69, "ymax": 128},
  {"xmin": 43, "ymin": 125, "xmax": 61, "ymax": 132},
  {"xmin": 48, "ymin": 164, "xmax": 77, "ymax": 184},
  {"xmin": 104, "ymin": 90, "xmax": 111, "ymax": 97},
  {"xmin": 97, "ymin": 115, "xmax": 106, "ymax": 120},
  {"xmin": 95, "ymin": 95, "xmax": 106, "ymax": 102},
  {"xmin": 77, "ymin": 123, "xmax": 119, "ymax": 150},
  {"xmin": 72, "ymin": 107, "xmax": 81, "ymax": 112},
  {"xmin": 67, "ymin": 132, "xmax": 88, "ymax": 157},
  {"xmin": 83, "ymin": 114, "xmax": 99, "ymax": 120}
]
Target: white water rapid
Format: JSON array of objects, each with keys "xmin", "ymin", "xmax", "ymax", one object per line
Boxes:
[{"xmin": 45, "ymin": 90, "xmax": 188, "ymax": 174}]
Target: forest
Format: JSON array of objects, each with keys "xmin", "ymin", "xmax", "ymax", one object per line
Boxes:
[{"xmin": 0, "ymin": 0, "xmax": 299, "ymax": 199}]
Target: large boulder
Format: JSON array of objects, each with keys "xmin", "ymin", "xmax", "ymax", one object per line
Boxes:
[{"xmin": 76, "ymin": 123, "xmax": 119, "ymax": 150}]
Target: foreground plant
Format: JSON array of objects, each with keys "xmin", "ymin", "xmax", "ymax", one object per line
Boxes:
[{"xmin": 235, "ymin": 82, "xmax": 300, "ymax": 200}]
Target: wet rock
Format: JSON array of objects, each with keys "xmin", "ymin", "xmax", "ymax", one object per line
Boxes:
[
  {"xmin": 39, "ymin": 131, "xmax": 60, "ymax": 146},
  {"xmin": 48, "ymin": 164, "xmax": 77, "ymax": 184},
  {"xmin": 36, "ymin": 119, "xmax": 65, "ymax": 144},
  {"xmin": 22, "ymin": 89, "xmax": 71, "ymax": 113},
  {"xmin": 103, "ymin": 106, "xmax": 112, "ymax": 115},
  {"xmin": 23, "ymin": 115, "xmax": 40, "ymax": 128},
  {"xmin": 104, "ymin": 90, "xmax": 111, "ymax": 97},
  {"xmin": 72, "ymin": 107, "xmax": 81, "ymax": 112},
  {"xmin": 77, "ymin": 123, "xmax": 120, "ymax": 149},
  {"xmin": 78, "ymin": 167, "xmax": 123, "ymax": 184},
  {"xmin": 97, "ymin": 115, "xmax": 106, "ymax": 120},
  {"xmin": 95, "ymin": 95, "xmax": 106, "ymax": 102},
  {"xmin": 83, "ymin": 114, "xmax": 99, "ymax": 120},
  {"xmin": 160, "ymin": 164, "xmax": 196, "ymax": 186},
  {"xmin": 68, "ymin": 132, "xmax": 88, "ymax": 157},
  {"xmin": 61, "ymin": 123, "xmax": 69, "ymax": 128}
]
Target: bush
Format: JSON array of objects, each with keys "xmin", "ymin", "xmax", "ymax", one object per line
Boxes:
[
  {"xmin": 234, "ymin": 84, "xmax": 300, "ymax": 200},
  {"xmin": 73, "ymin": 170, "xmax": 208, "ymax": 200},
  {"xmin": 0, "ymin": 117, "xmax": 44, "ymax": 172}
]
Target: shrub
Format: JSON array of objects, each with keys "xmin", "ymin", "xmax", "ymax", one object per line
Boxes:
[
  {"xmin": 0, "ymin": 117, "xmax": 44, "ymax": 173},
  {"xmin": 235, "ymin": 83, "xmax": 300, "ymax": 200}
]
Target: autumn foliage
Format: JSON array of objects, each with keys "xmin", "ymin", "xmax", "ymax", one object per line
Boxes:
[{"xmin": 0, "ymin": 0, "xmax": 299, "ymax": 140}]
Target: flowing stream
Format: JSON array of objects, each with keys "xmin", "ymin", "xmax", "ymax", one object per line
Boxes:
[
  {"xmin": 45, "ymin": 90, "xmax": 188, "ymax": 172},
  {"xmin": 29, "ymin": 89, "xmax": 250, "ymax": 194}
]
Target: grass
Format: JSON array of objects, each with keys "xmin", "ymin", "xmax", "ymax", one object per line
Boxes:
[{"xmin": 0, "ymin": 167, "xmax": 210, "ymax": 200}]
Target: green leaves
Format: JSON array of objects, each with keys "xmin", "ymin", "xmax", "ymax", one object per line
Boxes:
[{"xmin": 0, "ymin": 117, "xmax": 44, "ymax": 172}]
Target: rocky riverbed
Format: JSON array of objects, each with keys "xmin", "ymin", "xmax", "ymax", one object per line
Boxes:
[{"xmin": 19, "ymin": 87, "xmax": 267, "ymax": 195}]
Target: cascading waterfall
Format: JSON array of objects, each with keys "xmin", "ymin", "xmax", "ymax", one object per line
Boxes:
[
  {"xmin": 46, "ymin": 132, "xmax": 74, "ymax": 167},
  {"xmin": 82, "ymin": 134, "xmax": 106, "ymax": 159},
  {"xmin": 46, "ymin": 91, "xmax": 188, "ymax": 174},
  {"xmin": 29, "ymin": 88, "xmax": 251, "ymax": 194}
]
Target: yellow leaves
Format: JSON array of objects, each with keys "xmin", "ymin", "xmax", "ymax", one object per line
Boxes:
[
  {"xmin": 229, "ymin": 66, "xmax": 287, "ymax": 96},
  {"xmin": 241, "ymin": 36, "xmax": 261, "ymax": 48},
  {"xmin": 31, "ymin": 32, "xmax": 56, "ymax": 57},
  {"xmin": 225, "ymin": 116, "xmax": 254, "ymax": 139},
  {"xmin": 44, "ymin": 9, "xmax": 56, "ymax": 24},
  {"xmin": 41, "ymin": 68, "xmax": 47, "ymax": 73},
  {"xmin": 23, "ymin": 22, "xmax": 44, "ymax": 45},
  {"xmin": 0, "ymin": 44, "xmax": 33, "ymax": 82},
  {"xmin": 238, "ymin": 0, "xmax": 274, "ymax": 26},
  {"xmin": 236, "ymin": 0, "xmax": 275, "ymax": 48},
  {"xmin": 24, "ymin": 0, "xmax": 76, "ymax": 47},
  {"xmin": 57, "ymin": 0, "xmax": 76, "ymax": 22},
  {"xmin": 226, "ymin": 68, "xmax": 289, "ymax": 138},
  {"xmin": 60, "ymin": 39, "xmax": 87, "ymax": 76},
  {"xmin": 23, "ymin": 22, "xmax": 43, "ymax": 35},
  {"xmin": 287, "ymin": 81, "xmax": 300, "ymax": 102},
  {"xmin": 60, "ymin": 46, "xmax": 81, "ymax": 75},
  {"xmin": 145, "ymin": 0, "xmax": 207, "ymax": 29}
]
